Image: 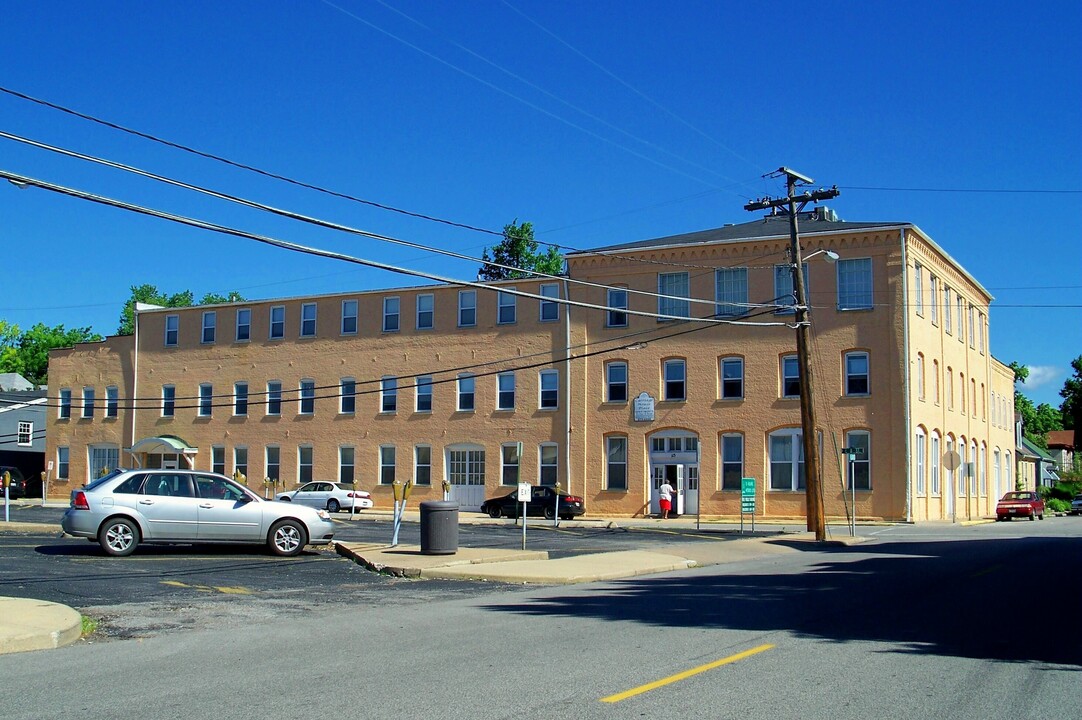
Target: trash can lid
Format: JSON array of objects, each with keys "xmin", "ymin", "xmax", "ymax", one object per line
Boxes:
[{"xmin": 419, "ymin": 500, "xmax": 460, "ymax": 510}]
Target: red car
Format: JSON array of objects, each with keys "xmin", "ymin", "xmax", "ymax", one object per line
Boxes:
[{"xmin": 995, "ymin": 491, "xmax": 1045, "ymax": 521}]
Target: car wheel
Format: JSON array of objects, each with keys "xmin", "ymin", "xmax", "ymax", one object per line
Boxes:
[
  {"xmin": 99, "ymin": 517, "xmax": 139, "ymax": 557},
  {"xmin": 280, "ymin": 496, "xmax": 291, "ymax": 501},
  {"xmin": 1039, "ymin": 512, "xmax": 1044, "ymax": 520},
  {"xmin": 544, "ymin": 506, "xmax": 556, "ymax": 521},
  {"xmin": 487, "ymin": 506, "xmax": 502, "ymax": 519},
  {"xmin": 327, "ymin": 499, "xmax": 340, "ymax": 513},
  {"xmin": 268, "ymin": 519, "xmax": 306, "ymax": 557},
  {"xmin": 1029, "ymin": 511, "xmax": 1036, "ymax": 521}
]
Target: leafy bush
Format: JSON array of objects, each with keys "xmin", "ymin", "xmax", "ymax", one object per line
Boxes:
[
  {"xmin": 1041, "ymin": 481, "xmax": 1082, "ymax": 502},
  {"xmin": 1046, "ymin": 498, "xmax": 1070, "ymax": 514}
]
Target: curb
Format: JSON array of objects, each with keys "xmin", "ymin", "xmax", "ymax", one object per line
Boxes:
[{"xmin": 0, "ymin": 597, "xmax": 83, "ymax": 655}]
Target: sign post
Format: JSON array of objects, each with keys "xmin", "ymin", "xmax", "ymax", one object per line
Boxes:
[
  {"xmin": 740, "ymin": 477, "xmax": 756, "ymax": 534},
  {"xmin": 840, "ymin": 447, "xmax": 865, "ymax": 537},
  {"xmin": 517, "ymin": 482, "xmax": 532, "ymax": 550}
]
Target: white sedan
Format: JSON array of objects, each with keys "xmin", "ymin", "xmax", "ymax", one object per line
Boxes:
[{"xmin": 276, "ymin": 482, "xmax": 373, "ymax": 513}]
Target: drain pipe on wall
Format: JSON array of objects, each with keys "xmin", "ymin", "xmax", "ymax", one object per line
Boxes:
[
  {"xmin": 563, "ymin": 277, "xmax": 573, "ymax": 498},
  {"xmin": 900, "ymin": 228, "xmax": 913, "ymax": 523}
]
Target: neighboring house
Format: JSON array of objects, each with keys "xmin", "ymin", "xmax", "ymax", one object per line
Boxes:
[
  {"xmin": 1046, "ymin": 430, "xmax": 1077, "ymax": 474},
  {"xmin": 45, "ymin": 209, "xmax": 1015, "ymax": 522},
  {"xmin": 1017, "ymin": 436, "xmax": 1057, "ymax": 490},
  {"xmin": 0, "ymin": 374, "xmax": 48, "ymax": 483}
]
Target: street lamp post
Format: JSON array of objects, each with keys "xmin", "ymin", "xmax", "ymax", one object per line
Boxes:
[{"xmin": 745, "ymin": 168, "xmax": 839, "ymax": 541}]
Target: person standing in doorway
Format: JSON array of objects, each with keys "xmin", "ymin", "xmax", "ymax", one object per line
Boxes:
[{"xmin": 658, "ymin": 478, "xmax": 674, "ymax": 519}]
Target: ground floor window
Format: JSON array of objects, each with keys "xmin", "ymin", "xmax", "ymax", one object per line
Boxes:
[
  {"xmin": 340, "ymin": 446, "xmax": 355, "ymax": 484},
  {"xmin": 501, "ymin": 444, "xmax": 519, "ymax": 485},
  {"xmin": 380, "ymin": 446, "xmax": 396, "ymax": 485},
  {"xmin": 606, "ymin": 436, "xmax": 627, "ymax": 490},
  {"xmin": 721, "ymin": 433, "xmax": 743, "ymax": 491},
  {"xmin": 415, "ymin": 446, "xmax": 431, "ymax": 485},
  {"xmin": 57, "ymin": 446, "xmax": 70, "ymax": 479},
  {"xmin": 212, "ymin": 446, "xmax": 225, "ymax": 475},
  {"xmin": 89, "ymin": 445, "xmax": 119, "ymax": 480},
  {"xmin": 845, "ymin": 430, "xmax": 871, "ymax": 491},
  {"xmin": 450, "ymin": 449, "xmax": 485, "ymax": 485},
  {"xmin": 768, "ymin": 430, "xmax": 805, "ymax": 491},
  {"xmin": 298, "ymin": 445, "xmax": 314, "ymax": 484},
  {"xmin": 234, "ymin": 447, "xmax": 248, "ymax": 480},
  {"xmin": 539, "ymin": 443, "xmax": 558, "ymax": 486},
  {"xmin": 266, "ymin": 446, "xmax": 280, "ymax": 482}
]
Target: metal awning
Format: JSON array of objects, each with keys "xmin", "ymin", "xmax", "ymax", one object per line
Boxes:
[{"xmin": 128, "ymin": 435, "xmax": 199, "ymax": 456}]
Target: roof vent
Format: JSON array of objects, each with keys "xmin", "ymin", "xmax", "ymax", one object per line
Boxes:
[{"xmin": 812, "ymin": 206, "xmax": 838, "ymax": 222}]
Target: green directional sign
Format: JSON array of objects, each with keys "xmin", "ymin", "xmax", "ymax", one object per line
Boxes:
[{"xmin": 741, "ymin": 477, "xmax": 756, "ymax": 513}]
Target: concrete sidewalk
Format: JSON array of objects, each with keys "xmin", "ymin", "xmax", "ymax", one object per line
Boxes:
[{"xmin": 0, "ymin": 597, "xmax": 82, "ymax": 655}]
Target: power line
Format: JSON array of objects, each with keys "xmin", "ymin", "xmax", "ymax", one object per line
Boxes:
[{"xmin": 841, "ymin": 185, "xmax": 1081, "ymax": 195}]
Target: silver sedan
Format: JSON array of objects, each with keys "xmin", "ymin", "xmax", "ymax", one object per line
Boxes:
[
  {"xmin": 61, "ymin": 469, "xmax": 336, "ymax": 557},
  {"xmin": 276, "ymin": 481, "xmax": 373, "ymax": 513}
]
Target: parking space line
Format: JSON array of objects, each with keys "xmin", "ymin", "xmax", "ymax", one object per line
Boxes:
[
  {"xmin": 161, "ymin": 580, "xmax": 252, "ymax": 594},
  {"xmin": 600, "ymin": 643, "xmax": 775, "ymax": 703}
]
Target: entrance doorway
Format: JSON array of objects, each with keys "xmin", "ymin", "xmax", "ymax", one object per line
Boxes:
[{"xmin": 648, "ymin": 431, "xmax": 700, "ymax": 517}]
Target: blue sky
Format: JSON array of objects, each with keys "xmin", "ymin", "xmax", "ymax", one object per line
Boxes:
[{"xmin": 1, "ymin": 1, "xmax": 1079, "ymax": 407}]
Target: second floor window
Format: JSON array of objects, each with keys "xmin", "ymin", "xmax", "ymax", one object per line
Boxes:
[
  {"xmin": 715, "ymin": 268, "xmax": 748, "ymax": 317},
  {"xmin": 165, "ymin": 314, "xmax": 179, "ymax": 346},
  {"xmin": 498, "ymin": 291, "xmax": 516, "ymax": 324},
  {"xmin": 497, "ymin": 373, "xmax": 515, "ymax": 411},
  {"xmin": 340, "ymin": 379, "xmax": 356, "ymax": 414},
  {"xmin": 845, "ymin": 352, "xmax": 870, "ymax": 395},
  {"xmin": 106, "ymin": 386, "xmax": 118, "ymax": 418},
  {"xmin": 381, "ymin": 377, "xmax": 398, "ymax": 413},
  {"xmin": 341, "ymin": 300, "xmax": 358, "ymax": 335},
  {"xmin": 663, "ymin": 359, "xmax": 686, "ymax": 401},
  {"xmin": 781, "ymin": 355, "xmax": 800, "ymax": 398},
  {"xmin": 383, "ymin": 297, "xmax": 400, "ymax": 332},
  {"xmin": 59, "ymin": 389, "xmax": 71, "ymax": 419},
  {"xmin": 539, "ymin": 370, "xmax": 559, "ymax": 409},
  {"xmin": 459, "ymin": 291, "xmax": 476, "ymax": 327},
  {"xmin": 837, "ymin": 258, "xmax": 873, "ymax": 310},
  {"xmin": 457, "ymin": 374, "xmax": 475, "ymax": 411},
  {"xmin": 540, "ymin": 284, "xmax": 560, "ymax": 322},
  {"xmin": 606, "ymin": 361, "xmax": 628, "ymax": 403},
  {"xmin": 82, "ymin": 387, "xmax": 95, "ymax": 418},
  {"xmin": 658, "ymin": 272, "xmax": 690, "ymax": 318},
  {"xmin": 720, "ymin": 357, "xmax": 744, "ymax": 400},
  {"xmin": 270, "ymin": 306, "xmax": 285, "ymax": 339},
  {"xmin": 301, "ymin": 303, "xmax": 317, "ymax": 337},
  {"xmin": 417, "ymin": 294, "xmax": 434, "ymax": 329},
  {"xmin": 198, "ymin": 384, "xmax": 212, "ymax": 417},
  {"xmin": 299, "ymin": 380, "xmax": 315, "ymax": 415},
  {"xmin": 607, "ymin": 288, "xmax": 628, "ymax": 327},
  {"xmin": 236, "ymin": 308, "xmax": 251, "ymax": 341},
  {"xmin": 202, "ymin": 311, "xmax": 216, "ymax": 343},
  {"xmin": 773, "ymin": 264, "xmax": 808, "ymax": 315},
  {"xmin": 266, "ymin": 381, "xmax": 282, "ymax": 416},
  {"xmin": 416, "ymin": 376, "xmax": 433, "ymax": 412},
  {"xmin": 234, "ymin": 382, "xmax": 249, "ymax": 416},
  {"xmin": 161, "ymin": 386, "xmax": 175, "ymax": 417}
]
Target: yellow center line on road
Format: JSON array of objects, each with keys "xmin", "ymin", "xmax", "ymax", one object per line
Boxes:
[{"xmin": 601, "ymin": 643, "xmax": 775, "ymax": 703}]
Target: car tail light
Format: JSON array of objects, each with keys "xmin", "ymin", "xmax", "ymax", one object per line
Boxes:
[
  {"xmin": 565, "ymin": 495, "xmax": 582, "ymax": 503},
  {"xmin": 348, "ymin": 492, "xmax": 369, "ymax": 499},
  {"xmin": 73, "ymin": 491, "xmax": 90, "ymax": 510}
]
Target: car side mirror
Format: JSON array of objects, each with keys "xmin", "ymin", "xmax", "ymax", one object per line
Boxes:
[{"xmin": 237, "ymin": 494, "xmax": 253, "ymax": 504}]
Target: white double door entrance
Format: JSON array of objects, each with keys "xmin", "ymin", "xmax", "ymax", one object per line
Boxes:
[{"xmin": 648, "ymin": 431, "xmax": 700, "ymax": 517}]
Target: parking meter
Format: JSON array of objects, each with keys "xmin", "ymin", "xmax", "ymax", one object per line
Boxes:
[
  {"xmin": 442, "ymin": 479, "xmax": 451, "ymax": 501},
  {"xmin": 2, "ymin": 470, "xmax": 9, "ymax": 522}
]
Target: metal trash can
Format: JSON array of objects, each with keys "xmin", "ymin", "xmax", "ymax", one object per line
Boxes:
[{"xmin": 419, "ymin": 500, "xmax": 459, "ymax": 555}]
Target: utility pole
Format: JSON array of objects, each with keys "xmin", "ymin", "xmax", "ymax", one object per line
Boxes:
[{"xmin": 745, "ymin": 168, "xmax": 839, "ymax": 541}]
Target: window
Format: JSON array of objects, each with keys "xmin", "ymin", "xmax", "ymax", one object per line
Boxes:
[
  {"xmin": 57, "ymin": 446, "xmax": 70, "ymax": 480},
  {"xmin": 845, "ymin": 430, "xmax": 871, "ymax": 490},
  {"xmin": 781, "ymin": 355, "xmax": 800, "ymax": 398},
  {"xmin": 606, "ymin": 361, "xmax": 628, "ymax": 403},
  {"xmin": 663, "ymin": 359, "xmax": 686, "ymax": 401},
  {"xmin": 59, "ymin": 388, "xmax": 71, "ymax": 419},
  {"xmin": 946, "ymin": 369, "xmax": 954, "ymax": 410},
  {"xmin": 539, "ymin": 443, "xmax": 558, "ymax": 486},
  {"xmin": 457, "ymin": 374, "xmax": 475, "ymax": 411},
  {"xmin": 769, "ymin": 430, "xmax": 805, "ymax": 491},
  {"xmin": 270, "ymin": 306, "xmax": 285, "ymax": 339},
  {"xmin": 266, "ymin": 446, "xmax": 280, "ymax": 482},
  {"xmin": 607, "ymin": 288, "xmax": 628, "ymax": 327},
  {"xmin": 162, "ymin": 385, "xmax": 175, "ymax": 417},
  {"xmin": 605, "ymin": 436, "xmax": 627, "ymax": 490},
  {"xmin": 497, "ymin": 291, "xmax": 516, "ymax": 324},
  {"xmin": 994, "ymin": 449, "xmax": 1001, "ymax": 495},
  {"xmin": 929, "ymin": 275, "xmax": 938, "ymax": 325},
  {"xmin": 715, "ymin": 268, "xmax": 748, "ymax": 317},
  {"xmin": 298, "ymin": 446, "xmax": 314, "ymax": 484},
  {"xmin": 458, "ymin": 290, "xmax": 476, "ymax": 327},
  {"xmin": 341, "ymin": 300, "xmax": 358, "ymax": 335},
  {"xmin": 497, "ymin": 372, "xmax": 515, "ymax": 411},
  {"xmin": 416, "ymin": 294, "xmax": 434, "ymax": 330},
  {"xmin": 914, "ymin": 263, "xmax": 924, "ymax": 316},
  {"xmin": 82, "ymin": 387, "xmax": 95, "ymax": 418},
  {"xmin": 774, "ymin": 265, "xmax": 808, "ymax": 315},
  {"xmin": 301, "ymin": 303, "xmax": 317, "ymax": 337},
  {"xmin": 721, "ymin": 433, "xmax": 744, "ymax": 491},
  {"xmin": 837, "ymin": 258, "xmax": 873, "ymax": 310},
  {"xmin": 234, "ymin": 382, "xmax": 249, "ymax": 416},
  {"xmin": 501, "ymin": 443, "xmax": 521, "ymax": 485},
  {"xmin": 199, "ymin": 384, "xmax": 213, "ymax": 417},
  {"xmin": 979, "ymin": 442, "xmax": 987, "ymax": 496},
  {"xmin": 266, "ymin": 381, "xmax": 282, "ymax": 416},
  {"xmin": 917, "ymin": 354, "xmax": 926, "ymax": 400},
  {"xmin": 212, "ymin": 446, "xmax": 226, "ymax": 475},
  {"xmin": 539, "ymin": 283, "xmax": 560, "ymax": 322},
  {"xmin": 414, "ymin": 446, "xmax": 431, "ymax": 485},
  {"xmin": 915, "ymin": 429, "xmax": 926, "ymax": 496},
  {"xmin": 968, "ymin": 304, "xmax": 976, "ymax": 348},
  {"xmin": 89, "ymin": 446, "xmax": 119, "ymax": 480},
  {"xmin": 165, "ymin": 314, "xmax": 179, "ymax": 346},
  {"xmin": 17, "ymin": 421, "xmax": 32, "ymax": 446},
  {"xmin": 930, "ymin": 432, "xmax": 941, "ymax": 495},
  {"xmin": 978, "ymin": 311, "xmax": 986, "ymax": 355},
  {"xmin": 720, "ymin": 358, "xmax": 743, "ymax": 400},
  {"xmin": 236, "ymin": 308, "xmax": 251, "ymax": 341},
  {"xmin": 340, "ymin": 378, "xmax": 356, "ymax": 414},
  {"xmin": 379, "ymin": 446, "xmax": 396, "ymax": 485},
  {"xmin": 340, "ymin": 446, "xmax": 355, "ymax": 484},
  {"xmin": 202, "ymin": 311, "xmax": 216, "ymax": 343},
  {"xmin": 106, "ymin": 386, "xmax": 118, "ymax": 418},
  {"xmin": 383, "ymin": 297, "xmax": 400, "ymax": 332},
  {"xmin": 971, "ymin": 379, "xmax": 977, "ymax": 417},
  {"xmin": 945, "ymin": 437, "xmax": 955, "ymax": 496},
  {"xmin": 933, "ymin": 360, "xmax": 940, "ymax": 404},
  {"xmin": 381, "ymin": 377, "xmax": 398, "ymax": 413},
  {"xmin": 416, "ymin": 376, "xmax": 433, "ymax": 412},
  {"xmin": 845, "ymin": 352, "xmax": 870, "ymax": 395},
  {"xmin": 450, "ymin": 448, "xmax": 486, "ymax": 487},
  {"xmin": 539, "ymin": 370, "xmax": 559, "ymax": 410},
  {"xmin": 956, "ymin": 295, "xmax": 964, "ymax": 343},
  {"xmin": 234, "ymin": 447, "xmax": 248, "ymax": 479},
  {"xmin": 960, "ymin": 373, "xmax": 966, "ymax": 414},
  {"xmin": 657, "ymin": 272, "xmax": 690, "ymax": 318},
  {"xmin": 299, "ymin": 380, "xmax": 315, "ymax": 415},
  {"xmin": 943, "ymin": 287, "xmax": 952, "ymax": 334}
]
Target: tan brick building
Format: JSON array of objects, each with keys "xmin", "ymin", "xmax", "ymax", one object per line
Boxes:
[{"xmin": 45, "ymin": 211, "xmax": 1017, "ymax": 521}]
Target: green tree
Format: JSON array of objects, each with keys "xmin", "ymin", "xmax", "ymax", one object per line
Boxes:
[
  {"xmin": 478, "ymin": 220, "xmax": 564, "ymax": 281},
  {"xmin": 0, "ymin": 322, "xmax": 102, "ymax": 386},
  {"xmin": 1060, "ymin": 356, "xmax": 1082, "ymax": 462},
  {"xmin": 116, "ymin": 285, "xmax": 245, "ymax": 335},
  {"xmin": 1009, "ymin": 360, "xmax": 1064, "ymax": 448}
]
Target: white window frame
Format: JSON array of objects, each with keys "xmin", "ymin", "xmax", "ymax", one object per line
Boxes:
[
  {"xmin": 383, "ymin": 296, "xmax": 400, "ymax": 333},
  {"xmin": 917, "ymin": 353, "xmax": 926, "ymax": 400},
  {"xmin": 341, "ymin": 299, "xmax": 358, "ymax": 335},
  {"xmin": 234, "ymin": 381, "xmax": 249, "ymax": 416},
  {"xmin": 82, "ymin": 387, "xmax": 95, "ymax": 418},
  {"xmin": 266, "ymin": 381, "xmax": 282, "ymax": 416},
  {"xmin": 929, "ymin": 275, "xmax": 938, "ymax": 325},
  {"xmin": 720, "ymin": 357, "xmax": 744, "ymax": 400},
  {"xmin": 298, "ymin": 379, "xmax": 315, "ymax": 415},
  {"xmin": 497, "ymin": 372, "xmax": 515, "ymax": 411},
  {"xmin": 845, "ymin": 430, "xmax": 871, "ymax": 491},
  {"xmin": 161, "ymin": 385, "xmax": 175, "ymax": 417},
  {"xmin": 458, "ymin": 290, "xmax": 476, "ymax": 327},
  {"xmin": 837, "ymin": 257, "xmax": 873, "ymax": 310},
  {"xmin": 497, "ymin": 290, "xmax": 517, "ymax": 325},
  {"xmin": 298, "ymin": 445, "xmax": 314, "ymax": 484},
  {"xmin": 414, "ymin": 445, "xmax": 432, "ymax": 486},
  {"xmin": 930, "ymin": 432, "xmax": 941, "ymax": 495},
  {"xmin": 539, "ymin": 369, "xmax": 559, "ymax": 410},
  {"xmin": 715, "ymin": 267, "xmax": 749, "ymax": 317},
  {"xmin": 339, "ymin": 446, "xmax": 355, "ymax": 484},
  {"xmin": 781, "ymin": 355, "xmax": 800, "ymax": 398},
  {"xmin": 605, "ymin": 436, "xmax": 627, "ymax": 490},
  {"xmin": 381, "ymin": 376, "xmax": 398, "ymax": 413},
  {"xmin": 17, "ymin": 421, "xmax": 32, "ymax": 446},
  {"xmin": 202, "ymin": 311, "xmax": 216, "ymax": 344},
  {"xmin": 59, "ymin": 388, "xmax": 72, "ymax": 419},
  {"xmin": 416, "ymin": 293, "xmax": 434, "ymax": 330},
  {"xmin": 606, "ymin": 288, "xmax": 628, "ymax": 328},
  {"xmin": 773, "ymin": 265, "xmax": 808, "ymax": 315},
  {"xmin": 914, "ymin": 263, "xmax": 924, "ymax": 316},
  {"xmin": 501, "ymin": 443, "xmax": 520, "ymax": 486},
  {"xmin": 379, "ymin": 445, "xmax": 396, "ymax": 485},
  {"xmin": 457, "ymin": 374, "xmax": 475, "ymax": 412},
  {"xmin": 211, "ymin": 445, "xmax": 226, "ymax": 475},
  {"xmin": 606, "ymin": 361, "xmax": 628, "ymax": 403},
  {"xmin": 270, "ymin": 305, "xmax": 286, "ymax": 340},
  {"xmin": 657, "ymin": 272, "xmax": 690, "ymax": 319},
  {"xmin": 416, "ymin": 375, "xmax": 433, "ymax": 413},
  {"xmin": 943, "ymin": 287, "xmax": 952, "ymax": 335},
  {"xmin": 539, "ymin": 443, "xmax": 559, "ymax": 486},
  {"xmin": 165, "ymin": 314, "xmax": 179, "ymax": 347},
  {"xmin": 721, "ymin": 433, "xmax": 744, "ymax": 491},
  {"xmin": 300, "ymin": 302, "xmax": 317, "ymax": 338},
  {"xmin": 340, "ymin": 378, "xmax": 356, "ymax": 414},
  {"xmin": 198, "ymin": 383, "xmax": 212, "ymax": 417},
  {"xmin": 106, "ymin": 386, "xmax": 118, "ymax": 418},
  {"xmin": 234, "ymin": 446, "xmax": 248, "ymax": 479},
  {"xmin": 768, "ymin": 429, "xmax": 805, "ymax": 491},
  {"xmin": 663, "ymin": 358, "xmax": 686, "ymax": 402},
  {"xmin": 539, "ymin": 283, "xmax": 560, "ymax": 322},
  {"xmin": 915, "ymin": 428, "xmax": 926, "ymax": 496},
  {"xmin": 57, "ymin": 446, "xmax": 70, "ymax": 479},
  {"xmin": 265, "ymin": 445, "xmax": 281, "ymax": 482},
  {"xmin": 845, "ymin": 351, "xmax": 870, "ymax": 396},
  {"xmin": 236, "ymin": 308, "xmax": 251, "ymax": 342}
]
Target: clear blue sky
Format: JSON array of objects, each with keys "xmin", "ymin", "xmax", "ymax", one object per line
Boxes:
[{"xmin": 1, "ymin": 1, "xmax": 1079, "ymax": 408}]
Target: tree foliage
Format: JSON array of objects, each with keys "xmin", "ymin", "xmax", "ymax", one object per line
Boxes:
[
  {"xmin": 478, "ymin": 220, "xmax": 564, "ymax": 281},
  {"xmin": 1059, "ymin": 355, "xmax": 1082, "ymax": 430},
  {"xmin": 116, "ymin": 284, "xmax": 245, "ymax": 335},
  {"xmin": 1010, "ymin": 359, "xmax": 1066, "ymax": 448},
  {"xmin": 0, "ymin": 321, "xmax": 102, "ymax": 386}
]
